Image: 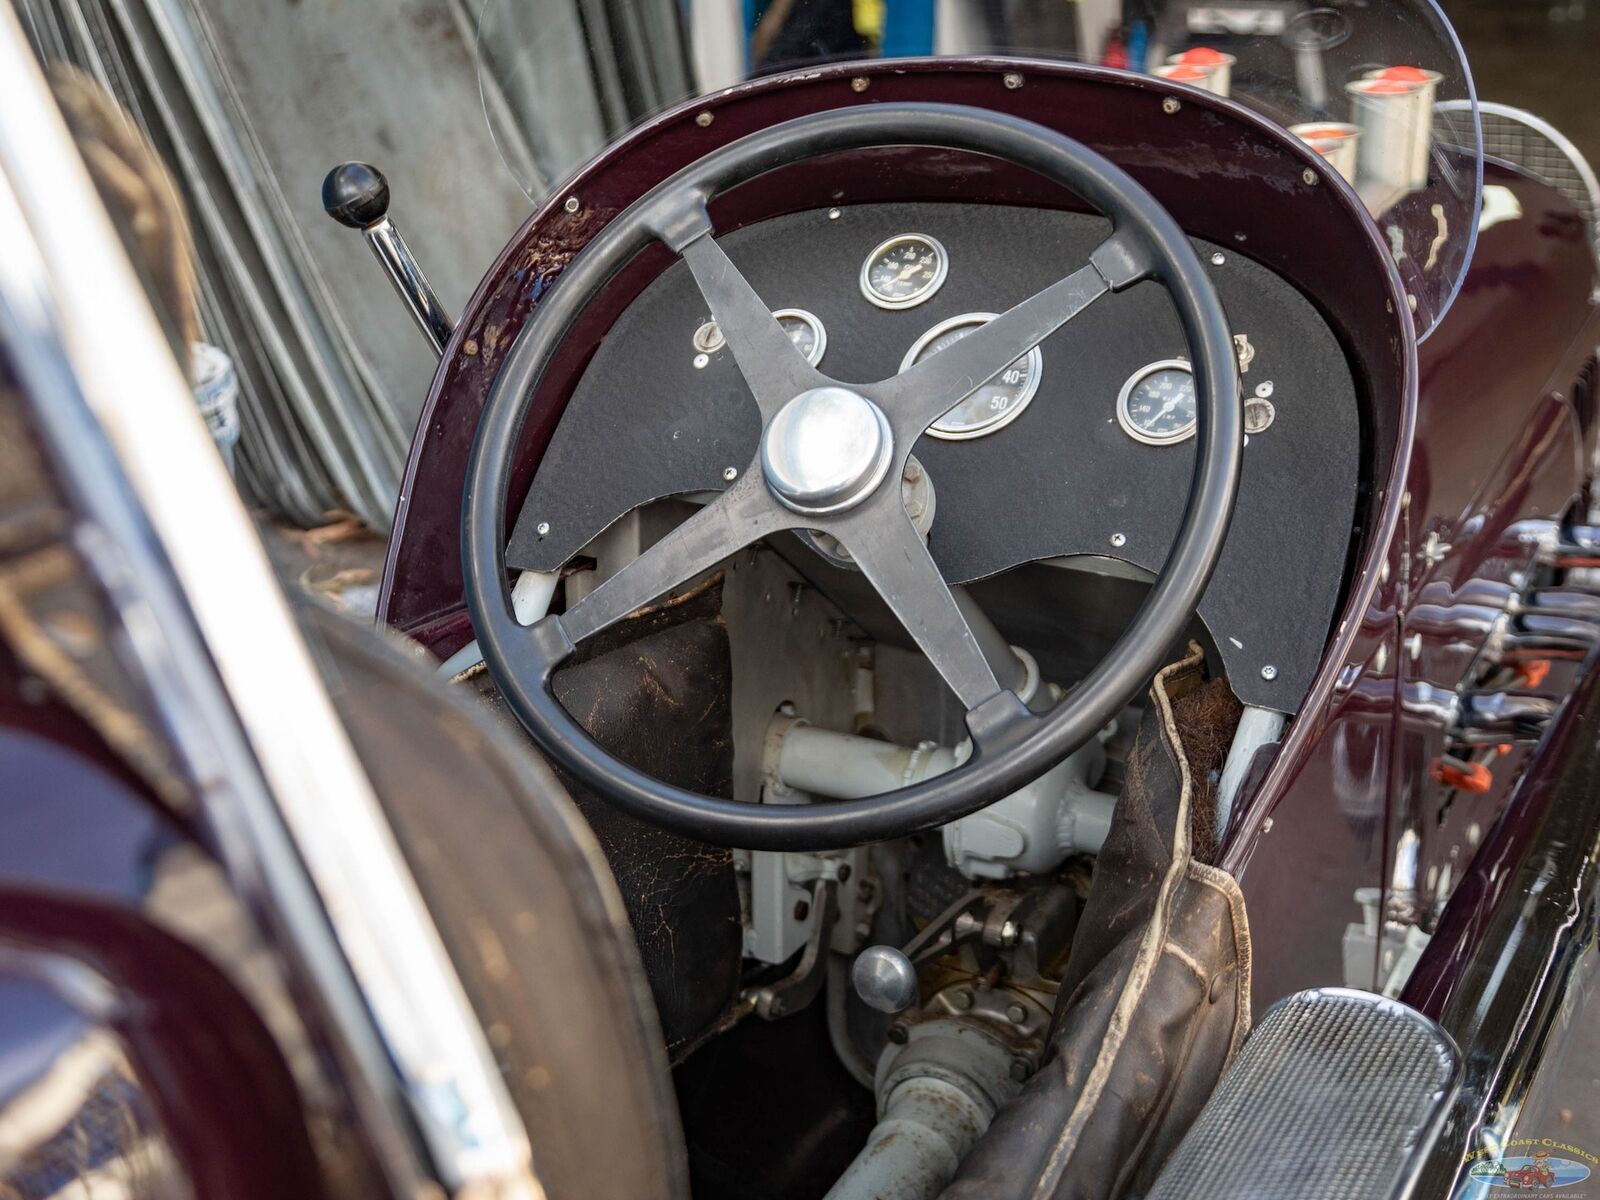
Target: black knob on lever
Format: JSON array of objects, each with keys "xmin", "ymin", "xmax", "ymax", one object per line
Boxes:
[
  {"xmin": 322, "ymin": 161, "xmax": 391, "ymax": 229},
  {"xmin": 321, "ymin": 162, "xmax": 453, "ymax": 357}
]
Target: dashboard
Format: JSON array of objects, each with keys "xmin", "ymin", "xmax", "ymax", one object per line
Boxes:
[{"xmin": 506, "ymin": 202, "xmax": 1361, "ymax": 713}]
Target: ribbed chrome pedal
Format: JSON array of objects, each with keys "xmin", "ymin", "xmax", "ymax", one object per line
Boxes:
[{"xmin": 1148, "ymin": 988, "xmax": 1460, "ymax": 1200}]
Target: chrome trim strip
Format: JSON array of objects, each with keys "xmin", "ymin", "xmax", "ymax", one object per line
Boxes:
[{"xmin": 0, "ymin": 10, "xmax": 539, "ymax": 1198}]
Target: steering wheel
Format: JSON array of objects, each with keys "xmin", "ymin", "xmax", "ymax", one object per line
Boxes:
[{"xmin": 464, "ymin": 102, "xmax": 1242, "ymax": 851}]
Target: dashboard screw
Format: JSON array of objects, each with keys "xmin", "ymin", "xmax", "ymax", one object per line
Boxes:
[
  {"xmin": 1302, "ymin": 168, "xmax": 1318, "ymax": 186},
  {"xmin": 1261, "ymin": 664, "xmax": 1278, "ymax": 681},
  {"xmin": 563, "ymin": 195, "xmax": 580, "ymax": 212},
  {"xmin": 693, "ymin": 353, "xmax": 710, "ymax": 369},
  {"xmin": 1110, "ymin": 532, "xmax": 1127, "ymax": 548},
  {"xmin": 1162, "ymin": 96, "xmax": 1181, "ymax": 114},
  {"xmin": 694, "ymin": 110, "xmax": 714, "ymax": 127},
  {"xmin": 1210, "ymin": 252, "xmax": 1226, "ymax": 266},
  {"xmin": 723, "ymin": 466, "xmax": 738, "ymax": 481},
  {"xmin": 828, "ymin": 208, "xmax": 842, "ymax": 220},
  {"xmin": 1003, "ymin": 72, "xmax": 1024, "ymax": 89},
  {"xmin": 851, "ymin": 76, "xmax": 870, "ymax": 93},
  {"xmin": 536, "ymin": 521, "xmax": 550, "ymax": 537}
]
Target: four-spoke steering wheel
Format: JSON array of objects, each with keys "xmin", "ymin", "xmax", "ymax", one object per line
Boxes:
[{"xmin": 463, "ymin": 103, "xmax": 1242, "ymax": 851}]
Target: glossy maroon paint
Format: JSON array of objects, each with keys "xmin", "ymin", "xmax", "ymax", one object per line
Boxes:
[
  {"xmin": 1222, "ymin": 163, "xmax": 1600, "ymax": 1007},
  {"xmin": 0, "ymin": 644, "xmax": 331, "ymax": 1199}
]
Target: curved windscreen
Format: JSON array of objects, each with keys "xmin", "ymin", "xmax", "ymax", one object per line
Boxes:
[{"xmin": 477, "ymin": 0, "xmax": 1481, "ymax": 336}]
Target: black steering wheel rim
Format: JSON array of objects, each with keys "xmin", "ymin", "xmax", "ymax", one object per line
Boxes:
[{"xmin": 463, "ymin": 102, "xmax": 1242, "ymax": 851}]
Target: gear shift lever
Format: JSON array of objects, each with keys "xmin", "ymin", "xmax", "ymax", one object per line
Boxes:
[{"xmin": 322, "ymin": 162, "xmax": 454, "ymax": 357}]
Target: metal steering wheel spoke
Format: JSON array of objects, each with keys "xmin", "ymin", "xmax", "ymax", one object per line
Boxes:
[
  {"xmin": 658, "ymin": 201, "xmax": 825, "ymax": 420},
  {"xmin": 557, "ymin": 470, "xmax": 794, "ymax": 644},
  {"xmin": 869, "ymin": 237, "xmax": 1140, "ymax": 438},
  {"xmin": 832, "ymin": 506, "xmax": 1006, "ymax": 711}
]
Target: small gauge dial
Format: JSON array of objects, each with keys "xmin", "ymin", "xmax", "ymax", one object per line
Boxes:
[
  {"xmin": 900, "ymin": 312, "xmax": 1043, "ymax": 441},
  {"xmin": 1118, "ymin": 360, "xmax": 1197, "ymax": 445},
  {"xmin": 773, "ymin": 308, "xmax": 827, "ymax": 366},
  {"xmin": 691, "ymin": 309, "xmax": 827, "ymax": 366},
  {"xmin": 860, "ymin": 233, "xmax": 949, "ymax": 310}
]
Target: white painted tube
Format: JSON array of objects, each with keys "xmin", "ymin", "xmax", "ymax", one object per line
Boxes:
[
  {"xmin": 1215, "ymin": 706, "xmax": 1286, "ymax": 837},
  {"xmin": 777, "ymin": 726, "xmax": 962, "ymax": 798},
  {"xmin": 511, "ymin": 569, "xmax": 560, "ymax": 624},
  {"xmin": 824, "ymin": 1077, "xmax": 994, "ymax": 1200}
]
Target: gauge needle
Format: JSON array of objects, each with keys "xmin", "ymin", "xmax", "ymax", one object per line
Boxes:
[{"xmin": 1156, "ymin": 395, "xmax": 1184, "ymax": 420}]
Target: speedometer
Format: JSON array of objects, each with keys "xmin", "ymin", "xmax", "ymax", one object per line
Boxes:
[
  {"xmin": 1117, "ymin": 359, "xmax": 1197, "ymax": 445},
  {"xmin": 900, "ymin": 312, "xmax": 1043, "ymax": 441}
]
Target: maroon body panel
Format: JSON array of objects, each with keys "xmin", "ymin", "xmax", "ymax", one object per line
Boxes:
[
  {"xmin": 1225, "ymin": 165, "xmax": 1600, "ymax": 1007},
  {"xmin": 0, "ymin": 650, "xmax": 333, "ymax": 1199}
]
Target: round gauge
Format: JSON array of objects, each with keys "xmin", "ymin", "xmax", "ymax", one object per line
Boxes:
[
  {"xmin": 690, "ymin": 309, "xmax": 827, "ymax": 366},
  {"xmin": 900, "ymin": 312, "xmax": 1043, "ymax": 441},
  {"xmin": 1117, "ymin": 359, "xmax": 1197, "ymax": 446},
  {"xmin": 773, "ymin": 308, "xmax": 827, "ymax": 366},
  {"xmin": 860, "ymin": 233, "xmax": 949, "ymax": 311}
]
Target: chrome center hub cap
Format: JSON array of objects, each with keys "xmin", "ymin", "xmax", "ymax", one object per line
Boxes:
[{"xmin": 761, "ymin": 386, "xmax": 894, "ymax": 515}]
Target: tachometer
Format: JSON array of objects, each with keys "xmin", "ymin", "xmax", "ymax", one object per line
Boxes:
[
  {"xmin": 860, "ymin": 233, "xmax": 948, "ymax": 310},
  {"xmin": 1117, "ymin": 359, "xmax": 1197, "ymax": 445},
  {"xmin": 901, "ymin": 312, "xmax": 1043, "ymax": 441}
]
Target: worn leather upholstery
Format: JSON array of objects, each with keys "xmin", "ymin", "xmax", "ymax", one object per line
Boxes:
[{"xmin": 944, "ymin": 646, "xmax": 1252, "ymax": 1200}]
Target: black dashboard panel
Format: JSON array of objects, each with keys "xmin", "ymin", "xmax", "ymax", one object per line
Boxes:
[{"xmin": 508, "ymin": 203, "xmax": 1360, "ymax": 712}]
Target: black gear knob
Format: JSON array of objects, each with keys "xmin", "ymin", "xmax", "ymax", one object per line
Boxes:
[
  {"xmin": 319, "ymin": 160, "xmax": 452, "ymax": 355},
  {"xmin": 322, "ymin": 162, "xmax": 390, "ymax": 229}
]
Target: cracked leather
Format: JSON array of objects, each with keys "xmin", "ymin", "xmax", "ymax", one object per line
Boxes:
[
  {"xmin": 943, "ymin": 646, "xmax": 1252, "ymax": 1200},
  {"xmin": 486, "ymin": 576, "xmax": 743, "ymax": 1061}
]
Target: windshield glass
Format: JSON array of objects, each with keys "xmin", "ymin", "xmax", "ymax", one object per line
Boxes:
[{"xmin": 476, "ymin": 0, "xmax": 1481, "ymax": 336}]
